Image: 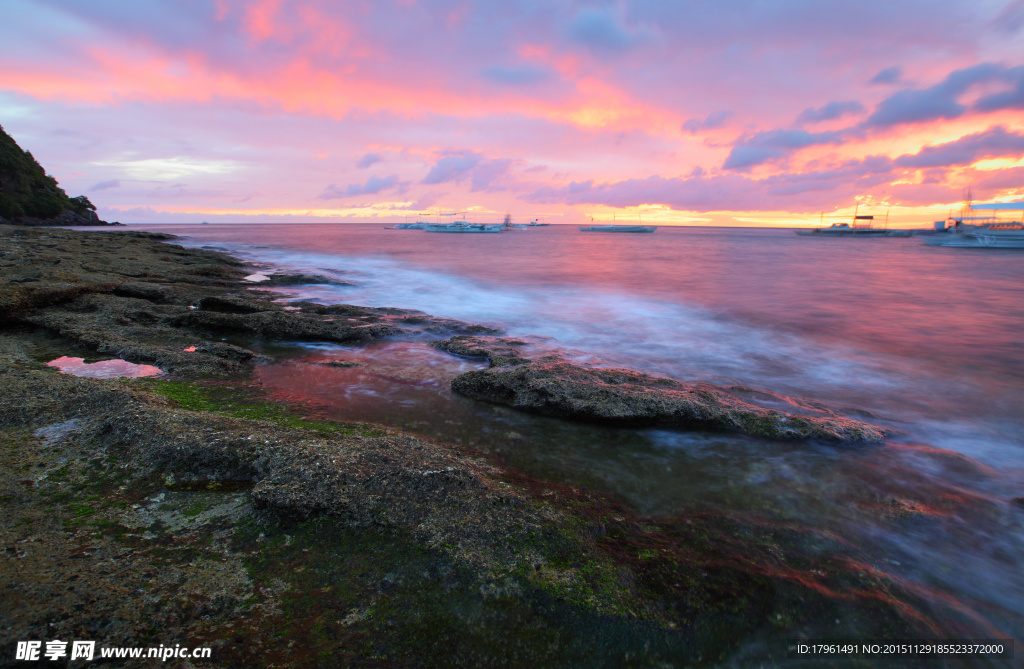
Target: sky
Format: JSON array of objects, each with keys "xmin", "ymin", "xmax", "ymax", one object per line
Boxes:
[{"xmin": 2, "ymin": 0, "xmax": 1024, "ymax": 227}]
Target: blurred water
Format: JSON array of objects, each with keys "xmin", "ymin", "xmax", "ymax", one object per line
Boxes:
[{"xmin": 128, "ymin": 222, "xmax": 1024, "ymax": 643}]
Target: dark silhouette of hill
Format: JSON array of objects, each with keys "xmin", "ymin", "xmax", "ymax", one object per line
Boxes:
[{"xmin": 0, "ymin": 124, "xmax": 112, "ymax": 225}]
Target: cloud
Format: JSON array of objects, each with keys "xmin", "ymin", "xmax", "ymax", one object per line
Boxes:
[
  {"xmin": 319, "ymin": 174, "xmax": 403, "ymax": 198},
  {"xmin": 796, "ymin": 100, "xmax": 865, "ymax": 124},
  {"xmin": 865, "ymin": 63, "xmax": 1003, "ymax": 128},
  {"xmin": 356, "ymin": 152, "xmax": 382, "ymax": 169},
  {"xmin": 482, "ymin": 64, "xmax": 549, "ymax": 85},
  {"xmin": 469, "ymin": 158, "xmax": 513, "ymax": 192},
  {"xmin": 973, "ymin": 66, "xmax": 1024, "ymax": 112},
  {"xmin": 992, "ymin": 0, "xmax": 1024, "ymax": 34},
  {"xmin": 420, "ymin": 151, "xmax": 513, "ymax": 192},
  {"xmin": 724, "ymin": 129, "xmax": 844, "ymax": 170},
  {"xmin": 421, "ymin": 152, "xmax": 482, "ymax": 185},
  {"xmin": 681, "ymin": 110, "xmax": 732, "ymax": 134},
  {"xmin": 869, "ymin": 66, "xmax": 903, "ymax": 85},
  {"xmin": 895, "ymin": 126, "xmax": 1024, "ymax": 168},
  {"xmin": 975, "ymin": 166, "xmax": 1024, "ymax": 191},
  {"xmin": 89, "ymin": 179, "xmax": 120, "ymax": 191},
  {"xmin": 525, "ymin": 154, "xmax": 916, "ymax": 212},
  {"xmin": 566, "ymin": 7, "xmax": 651, "ymax": 54}
]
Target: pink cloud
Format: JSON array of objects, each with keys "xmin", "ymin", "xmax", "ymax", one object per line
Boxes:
[{"xmin": 2, "ymin": 0, "xmax": 1023, "ymax": 223}]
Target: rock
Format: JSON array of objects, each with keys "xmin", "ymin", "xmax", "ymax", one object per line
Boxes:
[
  {"xmin": 262, "ymin": 273, "xmax": 354, "ymax": 286},
  {"xmin": 309, "ymin": 359, "xmax": 360, "ymax": 368},
  {"xmin": 113, "ymin": 281, "xmax": 174, "ymax": 303},
  {"xmin": 431, "ymin": 335, "xmax": 531, "ymax": 366},
  {"xmin": 33, "ymin": 419, "xmax": 83, "ymax": 446},
  {"xmin": 1012, "ymin": 497, "xmax": 1024, "ymax": 509},
  {"xmin": 435, "ymin": 335, "xmax": 887, "ymax": 443},
  {"xmin": 198, "ymin": 295, "xmax": 280, "ymax": 314}
]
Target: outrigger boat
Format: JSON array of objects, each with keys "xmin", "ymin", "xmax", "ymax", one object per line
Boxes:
[
  {"xmin": 424, "ymin": 221, "xmax": 503, "ymax": 233},
  {"xmin": 579, "ymin": 225, "xmax": 657, "ymax": 233},
  {"xmin": 391, "ymin": 211, "xmax": 504, "ymax": 232},
  {"xmin": 796, "ymin": 207, "xmax": 909, "ymax": 237}
]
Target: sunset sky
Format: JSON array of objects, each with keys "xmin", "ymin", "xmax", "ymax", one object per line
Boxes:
[{"xmin": 3, "ymin": 0, "xmax": 1024, "ymax": 226}]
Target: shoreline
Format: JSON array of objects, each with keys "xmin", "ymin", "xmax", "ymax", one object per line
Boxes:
[{"xmin": 0, "ymin": 225, "xmax": 954, "ymax": 665}]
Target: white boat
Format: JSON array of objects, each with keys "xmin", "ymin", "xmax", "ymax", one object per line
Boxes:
[
  {"xmin": 796, "ymin": 207, "xmax": 909, "ymax": 237},
  {"xmin": 387, "ymin": 222, "xmax": 429, "ymax": 229},
  {"xmin": 924, "ymin": 224, "xmax": 1024, "ymax": 248},
  {"xmin": 578, "ymin": 225, "xmax": 657, "ymax": 233},
  {"xmin": 423, "ymin": 222, "xmax": 503, "ymax": 233},
  {"xmin": 923, "ymin": 199, "xmax": 1024, "ymax": 248},
  {"xmin": 795, "ymin": 223, "xmax": 910, "ymax": 237}
]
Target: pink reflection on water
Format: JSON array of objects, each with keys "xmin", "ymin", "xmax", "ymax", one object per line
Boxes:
[{"xmin": 47, "ymin": 356, "xmax": 163, "ymax": 379}]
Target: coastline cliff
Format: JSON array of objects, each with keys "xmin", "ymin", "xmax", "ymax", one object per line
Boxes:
[{"xmin": 0, "ymin": 124, "xmax": 115, "ymax": 226}]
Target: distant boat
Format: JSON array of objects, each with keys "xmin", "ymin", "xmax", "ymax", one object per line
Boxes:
[
  {"xmin": 795, "ymin": 222, "xmax": 891, "ymax": 237},
  {"xmin": 579, "ymin": 225, "xmax": 657, "ymax": 233},
  {"xmin": 796, "ymin": 207, "xmax": 907, "ymax": 237},
  {"xmin": 201, "ymin": 221, "xmax": 209, "ymax": 225},
  {"xmin": 424, "ymin": 222, "xmax": 503, "ymax": 233},
  {"xmin": 924, "ymin": 222, "xmax": 1024, "ymax": 248},
  {"xmin": 921, "ymin": 197, "xmax": 1024, "ymax": 248},
  {"xmin": 388, "ymin": 222, "xmax": 429, "ymax": 229}
]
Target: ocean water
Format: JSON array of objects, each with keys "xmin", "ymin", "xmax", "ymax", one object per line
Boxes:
[{"xmin": 126, "ymin": 223, "xmax": 1024, "ymax": 647}]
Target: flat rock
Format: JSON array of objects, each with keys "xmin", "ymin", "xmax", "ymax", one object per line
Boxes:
[{"xmin": 434, "ymin": 335, "xmax": 887, "ymax": 442}]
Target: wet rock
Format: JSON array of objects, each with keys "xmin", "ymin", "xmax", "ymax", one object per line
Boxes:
[
  {"xmin": 33, "ymin": 418, "xmax": 83, "ymax": 446},
  {"xmin": 262, "ymin": 273, "xmax": 354, "ymax": 286},
  {"xmin": 1012, "ymin": 497, "xmax": 1024, "ymax": 509},
  {"xmin": 172, "ymin": 309, "xmax": 408, "ymax": 343},
  {"xmin": 112, "ymin": 281, "xmax": 174, "ymax": 303},
  {"xmin": 0, "ymin": 366, "xmax": 536, "ymax": 565},
  {"xmin": 198, "ymin": 295, "xmax": 281, "ymax": 314},
  {"xmin": 301, "ymin": 359, "xmax": 360, "ymax": 368},
  {"xmin": 431, "ymin": 335, "xmax": 531, "ymax": 366},
  {"xmin": 436, "ymin": 335, "xmax": 887, "ymax": 442}
]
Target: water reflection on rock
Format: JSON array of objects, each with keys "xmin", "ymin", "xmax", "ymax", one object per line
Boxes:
[{"xmin": 46, "ymin": 355, "xmax": 163, "ymax": 379}]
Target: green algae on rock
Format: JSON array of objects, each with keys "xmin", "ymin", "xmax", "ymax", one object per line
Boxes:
[{"xmin": 433, "ymin": 335, "xmax": 887, "ymax": 442}]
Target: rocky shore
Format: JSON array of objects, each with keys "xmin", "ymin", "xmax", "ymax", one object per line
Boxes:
[
  {"xmin": 1, "ymin": 225, "xmax": 938, "ymax": 666},
  {"xmin": 432, "ymin": 335, "xmax": 886, "ymax": 442}
]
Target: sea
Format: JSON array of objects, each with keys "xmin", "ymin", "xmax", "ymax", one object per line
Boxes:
[{"xmin": 120, "ymin": 223, "xmax": 1024, "ymax": 651}]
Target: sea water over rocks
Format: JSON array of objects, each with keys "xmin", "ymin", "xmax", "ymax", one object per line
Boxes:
[
  {"xmin": 433, "ymin": 335, "xmax": 886, "ymax": 441},
  {"xmin": 145, "ymin": 223, "xmax": 1024, "ymax": 648}
]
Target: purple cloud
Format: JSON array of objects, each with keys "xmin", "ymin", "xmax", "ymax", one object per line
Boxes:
[
  {"xmin": 356, "ymin": 153, "xmax": 382, "ymax": 169},
  {"xmin": 525, "ymin": 155, "xmax": 922, "ymax": 212},
  {"xmin": 566, "ymin": 7, "xmax": 651, "ymax": 54},
  {"xmin": 973, "ymin": 66, "xmax": 1024, "ymax": 112},
  {"xmin": 796, "ymin": 100, "xmax": 865, "ymax": 124},
  {"xmin": 869, "ymin": 66, "xmax": 903, "ymax": 85},
  {"xmin": 422, "ymin": 152, "xmax": 482, "ymax": 185},
  {"xmin": 319, "ymin": 174, "xmax": 403, "ymax": 198},
  {"xmin": 470, "ymin": 159, "xmax": 513, "ymax": 192},
  {"xmin": 865, "ymin": 63, "xmax": 1002, "ymax": 128},
  {"xmin": 992, "ymin": 0, "xmax": 1024, "ymax": 34},
  {"xmin": 482, "ymin": 64, "xmax": 549, "ymax": 85},
  {"xmin": 89, "ymin": 179, "xmax": 120, "ymax": 191},
  {"xmin": 724, "ymin": 129, "xmax": 844, "ymax": 170},
  {"xmin": 895, "ymin": 126, "xmax": 1024, "ymax": 168},
  {"xmin": 682, "ymin": 111, "xmax": 732, "ymax": 134}
]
